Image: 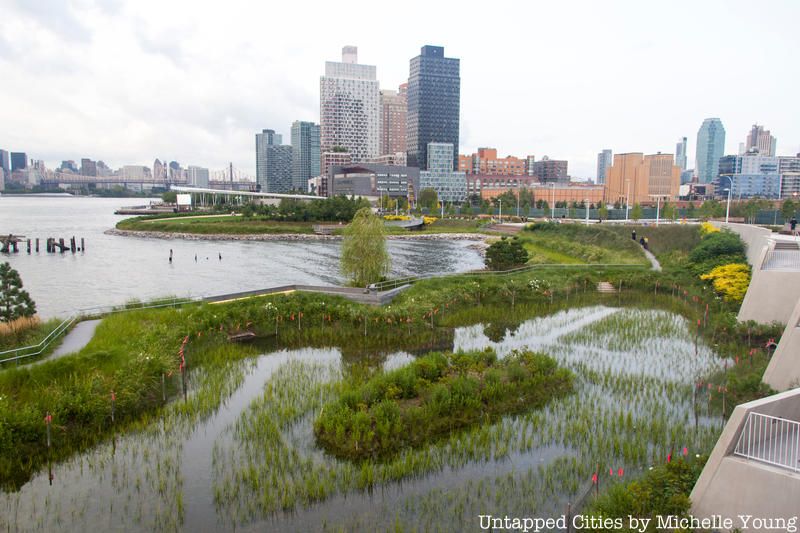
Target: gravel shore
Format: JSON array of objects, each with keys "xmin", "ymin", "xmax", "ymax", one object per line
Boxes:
[{"xmin": 105, "ymin": 228, "xmax": 490, "ymax": 245}]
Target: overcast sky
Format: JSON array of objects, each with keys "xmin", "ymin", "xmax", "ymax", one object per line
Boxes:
[{"xmin": 2, "ymin": 0, "xmax": 798, "ymax": 178}]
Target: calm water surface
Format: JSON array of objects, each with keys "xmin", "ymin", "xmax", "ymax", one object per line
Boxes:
[{"xmin": 0, "ymin": 196, "xmax": 484, "ymax": 317}]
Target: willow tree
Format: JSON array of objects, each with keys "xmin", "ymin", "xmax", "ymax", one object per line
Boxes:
[{"xmin": 340, "ymin": 207, "xmax": 390, "ymax": 287}]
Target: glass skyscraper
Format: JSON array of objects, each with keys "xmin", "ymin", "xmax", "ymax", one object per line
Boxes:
[
  {"xmin": 407, "ymin": 45, "xmax": 460, "ymax": 171},
  {"xmin": 675, "ymin": 137, "xmax": 687, "ymax": 171},
  {"xmin": 695, "ymin": 118, "xmax": 726, "ymax": 183},
  {"xmin": 596, "ymin": 149, "xmax": 612, "ymax": 184},
  {"xmin": 291, "ymin": 121, "xmax": 321, "ymax": 191},
  {"xmin": 255, "ymin": 129, "xmax": 293, "ymax": 193}
]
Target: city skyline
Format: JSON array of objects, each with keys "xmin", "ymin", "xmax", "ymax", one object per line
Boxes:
[{"xmin": 2, "ymin": 0, "xmax": 799, "ymax": 178}]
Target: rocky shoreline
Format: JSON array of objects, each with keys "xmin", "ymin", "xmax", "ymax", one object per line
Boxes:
[{"xmin": 105, "ymin": 228, "xmax": 490, "ymax": 246}]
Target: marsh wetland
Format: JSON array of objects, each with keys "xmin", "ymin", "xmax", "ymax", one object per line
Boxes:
[{"xmin": 1, "ymin": 301, "xmax": 729, "ymax": 532}]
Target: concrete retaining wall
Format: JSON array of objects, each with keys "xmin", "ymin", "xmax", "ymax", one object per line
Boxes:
[
  {"xmin": 711, "ymin": 222, "xmax": 771, "ymax": 267},
  {"xmin": 691, "ymin": 389, "xmax": 800, "ymax": 528},
  {"xmin": 737, "ymin": 244, "xmax": 800, "ymax": 325},
  {"xmin": 763, "ymin": 299, "xmax": 800, "ymax": 391}
]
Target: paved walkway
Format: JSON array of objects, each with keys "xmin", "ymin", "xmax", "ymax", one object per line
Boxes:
[
  {"xmin": 29, "ymin": 319, "xmax": 102, "ymax": 367},
  {"xmin": 643, "ymin": 248, "xmax": 662, "ymax": 271}
]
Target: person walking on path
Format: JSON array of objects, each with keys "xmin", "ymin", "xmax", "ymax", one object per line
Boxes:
[
  {"xmin": 791, "ymin": 216, "xmax": 798, "ymax": 236},
  {"xmin": 632, "ymin": 229, "xmax": 637, "ymax": 241},
  {"xmin": 644, "ymin": 237, "xmax": 649, "ymax": 251}
]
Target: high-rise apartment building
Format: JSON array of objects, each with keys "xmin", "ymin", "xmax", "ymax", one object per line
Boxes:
[
  {"xmin": 675, "ymin": 137, "xmax": 687, "ymax": 170},
  {"xmin": 744, "ymin": 124, "xmax": 776, "ymax": 156},
  {"xmin": 291, "ymin": 121, "xmax": 321, "ymax": 191},
  {"xmin": 380, "ymin": 83, "xmax": 407, "ymax": 157},
  {"xmin": 604, "ymin": 152, "xmax": 681, "ymax": 206},
  {"xmin": 531, "ymin": 156, "xmax": 568, "ymax": 182},
  {"xmin": 256, "ymin": 129, "xmax": 293, "ymax": 193},
  {"xmin": 80, "ymin": 158, "xmax": 97, "ymax": 176},
  {"xmin": 319, "ymin": 46, "xmax": 380, "ymax": 163},
  {"xmin": 407, "ymin": 45, "xmax": 460, "ymax": 171},
  {"xmin": 419, "ymin": 142, "xmax": 467, "ymax": 203},
  {"xmin": 458, "ymin": 148, "xmax": 527, "ymax": 175},
  {"xmin": 596, "ymin": 149, "xmax": 612, "ymax": 184},
  {"xmin": 187, "ymin": 166, "xmax": 210, "ymax": 187},
  {"xmin": 10, "ymin": 152, "xmax": 27, "ymax": 171},
  {"xmin": 0, "ymin": 150, "xmax": 9, "ymax": 175},
  {"xmin": 695, "ymin": 118, "xmax": 725, "ymax": 183}
]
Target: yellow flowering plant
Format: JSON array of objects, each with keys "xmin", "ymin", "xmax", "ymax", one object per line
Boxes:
[{"xmin": 700, "ymin": 263, "xmax": 750, "ymax": 302}]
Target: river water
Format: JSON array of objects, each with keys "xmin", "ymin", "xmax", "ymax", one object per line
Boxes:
[{"xmin": 0, "ymin": 196, "xmax": 484, "ymax": 318}]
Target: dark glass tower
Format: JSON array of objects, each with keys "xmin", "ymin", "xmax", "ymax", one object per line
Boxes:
[{"xmin": 407, "ymin": 45, "xmax": 460, "ymax": 171}]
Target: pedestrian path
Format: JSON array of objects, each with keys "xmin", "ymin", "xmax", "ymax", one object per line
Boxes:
[
  {"xmin": 32, "ymin": 319, "xmax": 102, "ymax": 366},
  {"xmin": 643, "ymin": 248, "xmax": 662, "ymax": 271}
]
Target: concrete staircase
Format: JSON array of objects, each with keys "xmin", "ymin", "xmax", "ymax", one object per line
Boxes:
[{"xmin": 597, "ymin": 281, "xmax": 616, "ymax": 293}]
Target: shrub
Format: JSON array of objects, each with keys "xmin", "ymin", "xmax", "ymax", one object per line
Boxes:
[
  {"xmin": 485, "ymin": 236, "xmax": 529, "ymax": 271},
  {"xmin": 688, "ymin": 231, "xmax": 745, "ymax": 265},
  {"xmin": 700, "ymin": 263, "xmax": 750, "ymax": 302}
]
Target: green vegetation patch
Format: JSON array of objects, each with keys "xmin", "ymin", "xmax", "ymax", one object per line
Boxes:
[
  {"xmin": 313, "ymin": 348, "xmax": 573, "ymax": 461},
  {"xmin": 522, "ymin": 223, "xmax": 648, "ymax": 265}
]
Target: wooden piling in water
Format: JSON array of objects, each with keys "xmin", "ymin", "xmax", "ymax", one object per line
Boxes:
[
  {"xmin": 81, "ymin": 237, "xmax": 85, "ymax": 251},
  {"xmin": 59, "ymin": 238, "xmax": 65, "ymax": 253},
  {"xmin": 35, "ymin": 238, "xmax": 39, "ymax": 253},
  {"xmin": 27, "ymin": 239, "xmax": 31, "ymax": 254}
]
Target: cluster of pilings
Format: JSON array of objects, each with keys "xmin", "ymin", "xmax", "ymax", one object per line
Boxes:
[
  {"xmin": 45, "ymin": 236, "xmax": 85, "ymax": 254},
  {"xmin": 1, "ymin": 234, "xmax": 86, "ymax": 254}
]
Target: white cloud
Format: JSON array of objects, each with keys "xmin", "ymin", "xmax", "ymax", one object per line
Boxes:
[{"xmin": 1, "ymin": 0, "xmax": 798, "ymax": 178}]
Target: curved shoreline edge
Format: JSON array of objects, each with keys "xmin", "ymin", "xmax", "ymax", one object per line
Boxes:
[{"xmin": 105, "ymin": 228, "xmax": 491, "ymax": 244}]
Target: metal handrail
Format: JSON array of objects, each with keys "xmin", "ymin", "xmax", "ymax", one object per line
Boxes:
[
  {"xmin": 0, "ymin": 297, "xmax": 193, "ymax": 365},
  {"xmin": 733, "ymin": 411, "xmax": 800, "ymax": 473},
  {"xmin": 368, "ymin": 263, "xmax": 647, "ymax": 292},
  {"xmin": 761, "ymin": 248, "xmax": 800, "ymax": 271}
]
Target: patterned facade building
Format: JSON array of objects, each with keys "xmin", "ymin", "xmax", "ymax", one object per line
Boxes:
[
  {"xmin": 419, "ymin": 142, "xmax": 467, "ymax": 203},
  {"xmin": 320, "ymin": 46, "xmax": 379, "ymax": 163}
]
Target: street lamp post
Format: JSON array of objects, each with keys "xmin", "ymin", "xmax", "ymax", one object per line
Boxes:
[
  {"xmin": 584, "ymin": 199, "xmax": 590, "ymax": 226},
  {"xmin": 649, "ymin": 194, "xmax": 665, "ymax": 226},
  {"xmin": 516, "ymin": 181, "xmax": 521, "ymax": 218},
  {"xmin": 720, "ymin": 175, "xmax": 733, "ymax": 224},
  {"xmin": 499, "ymin": 198, "xmax": 502, "ymax": 224},
  {"xmin": 625, "ymin": 179, "xmax": 631, "ymax": 222},
  {"xmin": 550, "ymin": 183, "xmax": 556, "ymax": 219}
]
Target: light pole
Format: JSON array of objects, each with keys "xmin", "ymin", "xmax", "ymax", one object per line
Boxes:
[
  {"xmin": 625, "ymin": 179, "xmax": 631, "ymax": 222},
  {"xmin": 649, "ymin": 194, "xmax": 665, "ymax": 226},
  {"xmin": 516, "ymin": 181, "xmax": 521, "ymax": 218},
  {"xmin": 720, "ymin": 175, "xmax": 733, "ymax": 224},
  {"xmin": 550, "ymin": 182, "xmax": 556, "ymax": 219},
  {"xmin": 584, "ymin": 198, "xmax": 590, "ymax": 226},
  {"xmin": 499, "ymin": 198, "xmax": 502, "ymax": 224}
]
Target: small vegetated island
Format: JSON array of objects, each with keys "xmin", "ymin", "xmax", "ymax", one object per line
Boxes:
[{"xmin": 314, "ymin": 348, "xmax": 573, "ymax": 461}]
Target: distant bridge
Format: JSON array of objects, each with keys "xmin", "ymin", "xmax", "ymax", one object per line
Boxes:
[{"xmin": 172, "ymin": 186, "xmax": 321, "ymax": 201}]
